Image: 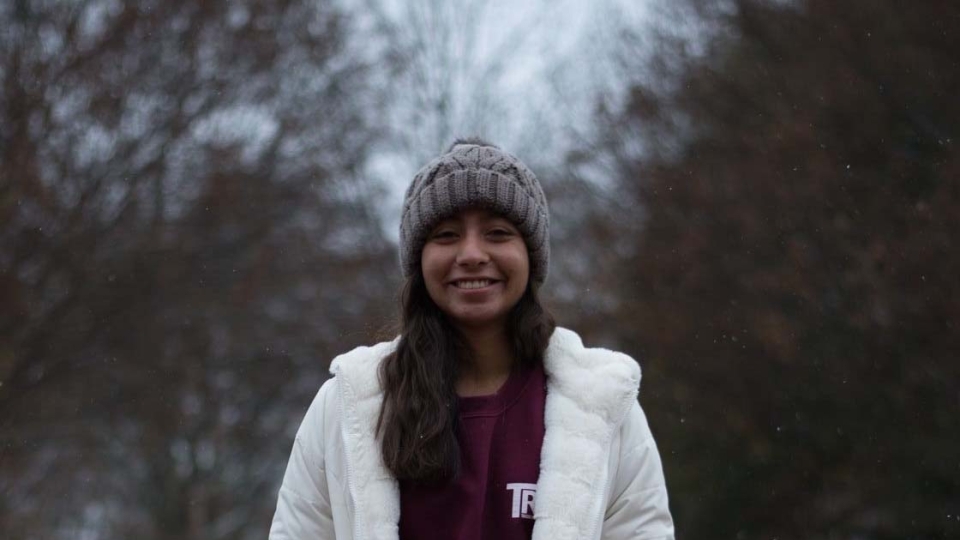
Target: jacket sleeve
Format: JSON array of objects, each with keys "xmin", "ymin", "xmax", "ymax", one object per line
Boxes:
[
  {"xmin": 269, "ymin": 379, "xmax": 337, "ymax": 539},
  {"xmin": 601, "ymin": 401, "xmax": 675, "ymax": 540}
]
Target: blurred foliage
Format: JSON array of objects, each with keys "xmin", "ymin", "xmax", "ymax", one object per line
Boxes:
[
  {"xmin": 0, "ymin": 0, "xmax": 396, "ymax": 538},
  {"xmin": 574, "ymin": 0, "xmax": 959, "ymax": 538}
]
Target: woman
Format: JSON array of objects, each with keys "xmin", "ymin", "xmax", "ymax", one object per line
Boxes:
[{"xmin": 269, "ymin": 139, "xmax": 675, "ymax": 540}]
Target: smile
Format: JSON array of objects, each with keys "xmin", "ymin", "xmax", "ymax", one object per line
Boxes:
[{"xmin": 452, "ymin": 279, "xmax": 497, "ymax": 289}]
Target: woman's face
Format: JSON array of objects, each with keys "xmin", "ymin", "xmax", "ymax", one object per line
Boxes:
[{"xmin": 421, "ymin": 208, "xmax": 530, "ymax": 332}]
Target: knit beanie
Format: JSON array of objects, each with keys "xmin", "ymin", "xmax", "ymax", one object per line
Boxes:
[{"xmin": 400, "ymin": 138, "xmax": 550, "ymax": 284}]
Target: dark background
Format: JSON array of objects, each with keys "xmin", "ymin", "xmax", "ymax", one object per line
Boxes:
[{"xmin": 2, "ymin": 0, "xmax": 957, "ymax": 538}]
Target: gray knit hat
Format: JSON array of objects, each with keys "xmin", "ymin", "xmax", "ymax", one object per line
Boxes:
[{"xmin": 400, "ymin": 138, "xmax": 550, "ymax": 283}]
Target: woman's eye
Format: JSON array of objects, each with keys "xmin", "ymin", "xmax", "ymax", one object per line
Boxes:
[
  {"xmin": 488, "ymin": 228, "xmax": 513, "ymax": 238},
  {"xmin": 431, "ymin": 230, "xmax": 457, "ymax": 240}
]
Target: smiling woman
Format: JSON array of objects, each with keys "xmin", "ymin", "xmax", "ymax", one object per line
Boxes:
[
  {"xmin": 421, "ymin": 209, "xmax": 530, "ymax": 334},
  {"xmin": 269, "ymin": 139, "xmax": 675, "ymax": 540}
]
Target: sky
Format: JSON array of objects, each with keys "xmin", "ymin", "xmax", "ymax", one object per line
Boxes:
[{"xmin": 354, "ymin": 0, "xmax": 657, "ymax": 239}]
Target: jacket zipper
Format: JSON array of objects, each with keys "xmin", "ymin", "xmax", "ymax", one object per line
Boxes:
[
  {"xmin": 337, "ymin": 378, "xmax": 363, "ymax": 540},
  {"xmin": 587, "ymin": 463, "xmax": 611, "ymax": 540},
  {"xmin": 584, "ymin": 396, "xmax": 638, "ymax": 540}
]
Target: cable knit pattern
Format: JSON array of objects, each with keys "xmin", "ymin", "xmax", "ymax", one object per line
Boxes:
[{"xmin": 400, "ymin": 141, "xmax": 550, "ymax": 283}]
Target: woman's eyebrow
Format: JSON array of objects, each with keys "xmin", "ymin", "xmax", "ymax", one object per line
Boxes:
[
  {"xmin": 430, "ymin": 220, "xmax": 459, "ymax": 231},
  {"xmin": 488, "ymin": 218, "xmax": 517, "ymax": 228}
]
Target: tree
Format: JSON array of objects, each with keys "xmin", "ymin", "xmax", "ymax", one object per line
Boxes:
[
  {"xmin": 0, "ymin": 1, "xmax": 396, "ymax": 538},
  {"xmin": 579, "ymin": 0, "xmax": 960, "ymax": 538},
  {"xmin": 357, "ymin": 0, "xmax": 585, "ymax": 168}
]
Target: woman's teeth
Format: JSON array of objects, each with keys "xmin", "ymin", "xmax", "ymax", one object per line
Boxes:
[{"xmin": 455, "ymin": 279, "xmax": 492, "ymax": 289}]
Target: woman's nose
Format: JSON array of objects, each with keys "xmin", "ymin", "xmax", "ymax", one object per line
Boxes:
[{"xmin": 455, "ymin": 232, "xmax": 489, "ymax": 266}]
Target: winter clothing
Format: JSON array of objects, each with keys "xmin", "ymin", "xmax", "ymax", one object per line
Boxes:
[
  {"xmin": 399, "ymin": 140, "xmax": 550, "ymax": 284},
  {"xmin": 399, "ymin": 360, "xmax": 545, "ymax": 540},
  {"xmin": 269, "ymin": 328, "xmax": 675, "ymax": 540}
]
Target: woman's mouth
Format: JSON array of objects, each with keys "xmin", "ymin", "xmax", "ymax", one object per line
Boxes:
[{"xmin": 452, "ymin": 279, "xmax": 496, "ymax": 290}]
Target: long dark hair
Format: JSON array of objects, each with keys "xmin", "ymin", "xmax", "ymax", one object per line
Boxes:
[{"xmin": 376, "ymin": 272, "xmax": 556, "ymax": 482}]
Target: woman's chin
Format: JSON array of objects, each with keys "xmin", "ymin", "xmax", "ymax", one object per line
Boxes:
[{"xmin": 445, "ymin": 309, "xmax": 509, "ymax": 332}]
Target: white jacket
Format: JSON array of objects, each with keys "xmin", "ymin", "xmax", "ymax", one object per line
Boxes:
[{"xmin": 269, "ymin": 328, "xmax": 675, "ymax": 540}]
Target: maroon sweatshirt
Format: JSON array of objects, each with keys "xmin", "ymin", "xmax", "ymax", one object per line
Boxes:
[{"xmin": 398, "ymin": 360, "xmax": 547, "ymax": 540}]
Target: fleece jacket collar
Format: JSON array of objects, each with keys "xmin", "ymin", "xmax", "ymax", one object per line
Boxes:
[{"xmin": 329, "ymin": 327, "xmax": 641, "ymax": 540}]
